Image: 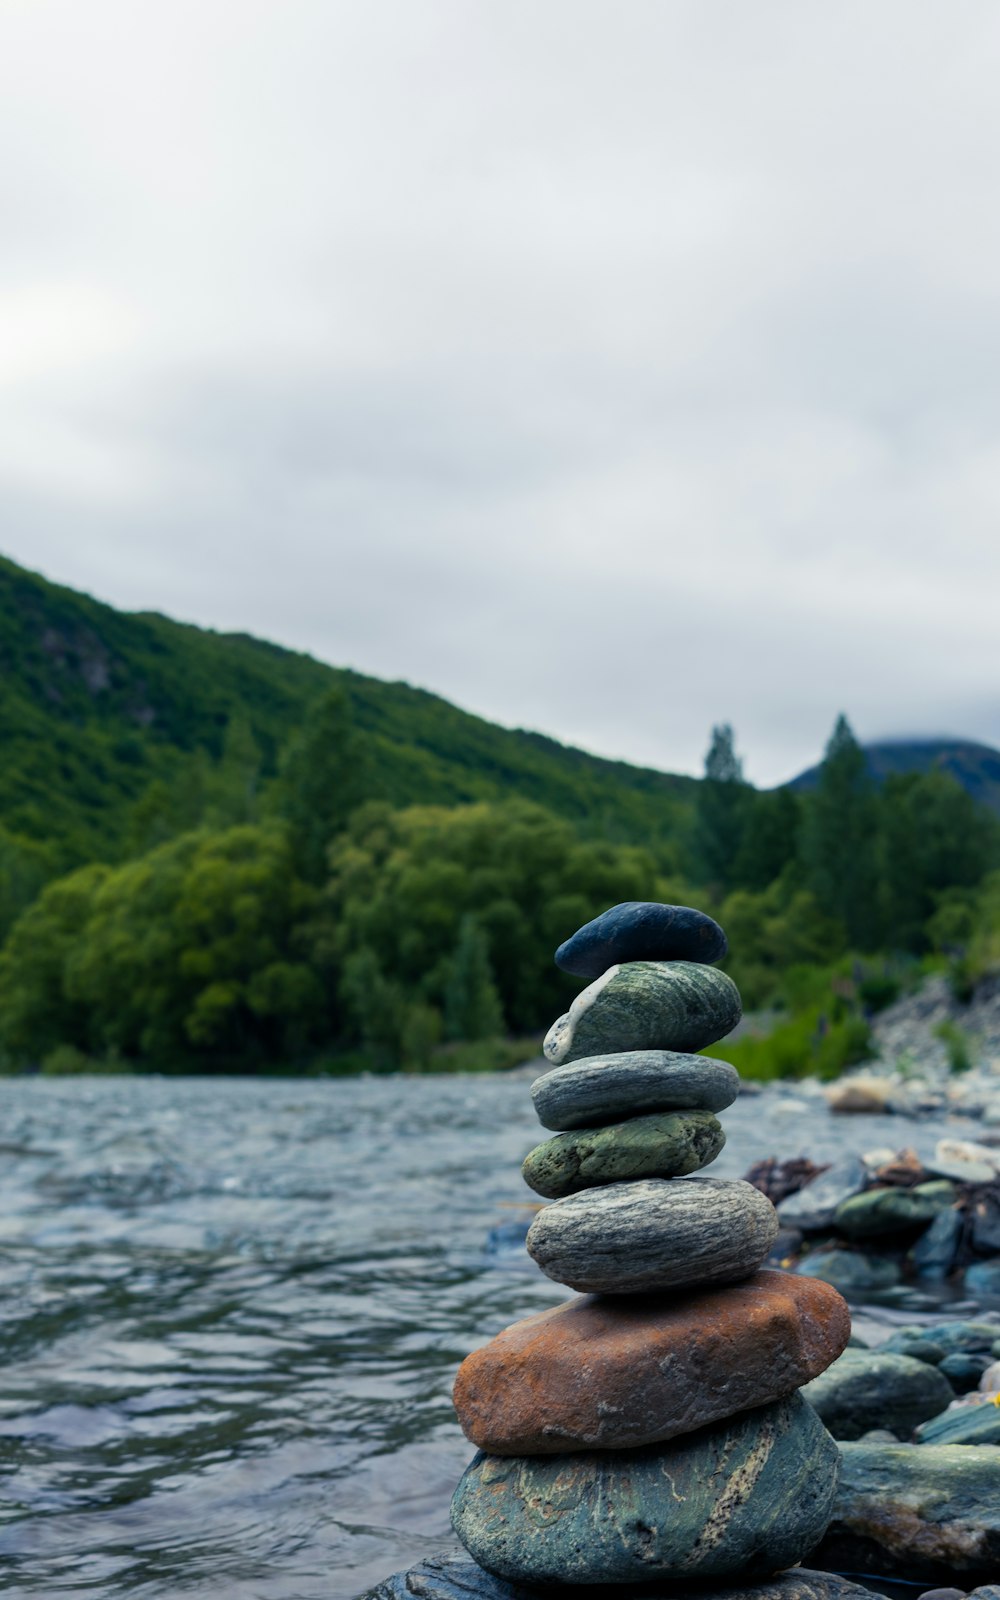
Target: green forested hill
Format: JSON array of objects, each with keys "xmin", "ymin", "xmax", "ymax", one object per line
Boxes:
[
  {"xmin": 0, "ymin": 553, "xmax": 695, "ymax": 870},
  {"xmin": 1, "ymin": 554, "xmax": 998, "ymax": 1077}
]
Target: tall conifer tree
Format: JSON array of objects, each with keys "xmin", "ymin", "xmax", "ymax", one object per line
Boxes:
[
  {"xmin": 695, "ymin": 723, "xmax": 752, "ymax": 892},
  {"xmin": 802, "ymin": 714, "xmax": 879, "ymax": 948}
]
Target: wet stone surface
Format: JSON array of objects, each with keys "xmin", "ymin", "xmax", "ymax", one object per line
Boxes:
[
  {"xmin": 451, "ymin": 1393, "xmax": 840, "ymax": 1586},
  {"xmin": 520, "ymin": 1107, "xmax": 725, "ymax": 1197}
]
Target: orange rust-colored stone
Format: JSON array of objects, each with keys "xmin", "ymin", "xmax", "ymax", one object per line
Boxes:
[{"xmin": 452, "ymin": 1268, "xmax": 850, "ymax": 1454}]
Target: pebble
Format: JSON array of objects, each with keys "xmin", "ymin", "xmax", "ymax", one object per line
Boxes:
[
  {"xmin": 824, "ymin": 1076, "xmax": 895, "ymax": 1113},
  {"xmin": 530, "ymin": 1049, "xmax": 740, "ymax": 1131},
  {"xmin": 930, "ymin": 1137, "xmax": 1000, "ymax": 1183},
  {"xmin": 359, "ymin": 1554, "xmax": 883, "ymax": 1600},
  {"xmin": 833, "ymin": 1181, "xmax": 956, "ymax": 1239},
  {"xmin": 543, "ymin": 961, "xmax": 742, "ymax": 1066},
  {"xmin": 796, "ymin": 1248, "xmax": 902, "ymax": 1294},
  {"xmin": 521, "ymin": 1109, "xmax": 724, "ymax": 1198},
  {"xmin": 450, "ymin": 1393, "xmax": 840, "ymax": 1586},
  {"xmin": 969, "ymin": 1191, "xmax": 1000, "ymax": 1254},
  {"xmin": 915, "ymin": 1398, "xmax": 1000, "ymax": 1446},
  {"xmin": 939, "ymin": 1351, "xmax": 993, "ymax": 1392},
  {"xmin": 525, "ymin": 1176, "xmax": 779, "ymax": 1294},
  {"xmin": 776, "ymin": 1156, "xmax": 869, "ymax": 1231},
  {"xmin": 965, "ymin": 1261, "xmax": 1000, "ymax": 1297},
  {"xmin": 922, "ymin": 1319, "xmax": 1000, "ymax": 1354},
  {"xmin": 910, "ymin": 1209, "xmax": 964, "ymax": 1280},
  {"xmin": 815, "ymin": 1441, "xmax": 1000, "ymax": 1584},
  {"xmin": 554, "ymin": 900, "xmax": 728, "ymax": 977},
  {"xmin": 452, "ymin": 1269, "xmax": 850, "ymax": 1454},
  {"xmin": 802, "ymin": 1349, "xmax": 953, "ymax": 1440},
  {"xmin": 880, "ymin": 1334, "xmax": 947, "ymax": 1365},
  {"xmin": 978, "ymin": 1358, "xmax": 1000, "ymax": 1392}
]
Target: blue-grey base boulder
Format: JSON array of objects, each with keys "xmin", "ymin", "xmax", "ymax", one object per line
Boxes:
[
  {"xmin": 450, "ymin": 1392, "xmax": 840, "ymax": 1586},
  {"xmin": 359, "ymin": 1553, "xmax": 879, "ymax": 1598},
  {"xmin": 812, "ymin": 1441, "xmax": 1000, "ymax": 1583}
]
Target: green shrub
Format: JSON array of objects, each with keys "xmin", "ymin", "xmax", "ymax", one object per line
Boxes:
[
  {"xmin": 933, "ymin": 1018, "xmax": 974, "ymax": 1073},
  {"xmin": 41, "ymin": 1043, "xmax": 93, "ymax": 1075}
]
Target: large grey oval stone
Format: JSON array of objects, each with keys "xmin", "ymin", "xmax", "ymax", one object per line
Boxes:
[
  {"xmin": 531, "ymin": 1049, "xmax": 740, "ymax": 1131},
  {"xmin": 526, "ymin": 1176, "xmax": 778, "ymax": 1293},
  {"xmin": 521, "ymin": 1109, "xmax": 725, "ymax": 1198},
  {"xmin": 543, "ymin": 962, "xmax": 742, "ymax": 1065},
  {"xmin": 450, "ymin": 1392, "xmax": 841, "ymax": 1586}
]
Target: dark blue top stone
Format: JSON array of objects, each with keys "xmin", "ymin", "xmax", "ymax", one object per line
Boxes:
[{"xmin": 555, "ymin": 901, "xmax": 727, "ymax": 977}]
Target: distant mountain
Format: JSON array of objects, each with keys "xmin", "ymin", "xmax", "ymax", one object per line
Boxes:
[
  {"xmin": 787, "ymin": 738, "xmax": 1000, "ymax": 814},
  {"xmin": 0, "ymin": 553, "xmax": 696, "ymax": 868}
]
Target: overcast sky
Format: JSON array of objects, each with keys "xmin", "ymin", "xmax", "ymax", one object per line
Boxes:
[{"xmin": 2, "ymin": 1, "xmax": 999, "ymax": 784}]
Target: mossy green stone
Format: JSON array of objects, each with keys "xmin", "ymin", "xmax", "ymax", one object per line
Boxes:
[
  {"xmin": 450, "ymin": 1392, "xmax": 840, "ymax": 1586},
  {"xmin": 521, "ymin": 1109, "xmax": 725, "ymax": 1198},
  {"xmin": 833, "ymin": 1181, "xmax": 957, "ymax": 1239},
  {"xmin": 544, "ymin": 960, "xmax": 742, "ymax": 1065}
]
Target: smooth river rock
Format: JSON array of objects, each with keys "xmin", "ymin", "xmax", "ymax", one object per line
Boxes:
[
  {"xmin": 543, "ymin": 961, "xmax": 742, "ymax": 1065},
  {"xmin": 813, "ymin": 1442, "xmax": 1000, "ymax": 1583},
  {"xmin": 833, "ymin": 1181, "xmax": 957, "ymax": 1239},
  {"xmin": 450, "ymin": 1392, "xmax": 841, "ymax": 1586},
  {"xmin": 555, "ymin": 900, "xmax": 728, "ymax": 977},
  {"xmin": 776, "ymin": 1156, "xmax": 869, "ymax": 1232},
  {"xmin": 915, "ymin": 1398, "xmax": 1000, "ymax": 1446},
  {"xmin": 795, "ymin": 1248, "xmax": 902, "ymax": 1295},
  {"xmin": 802, "ymin": 1349, "xmax": 953, "ymax": 1440},
  {"xmin": 531, "ymin": 1049, "xmax": 740, "ymax": 1131},
  {"xmin": 452, "ymin": 1268, "xmax": 851, "ymax": 1454},
  {"xmin": 361, "ymin": 1554, "xmax": 879, "ymax": 1600},
  {"xmin": 525, "ymin": 1176, "xmax": 779, "ymax": 1294},
  {"xmin": 521, "ymin": 1109, "xmax": 725, "ymax": 1198}
]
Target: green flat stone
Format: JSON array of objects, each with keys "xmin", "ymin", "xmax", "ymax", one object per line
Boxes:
[
  {"xmin": 521, "ymin": 1109, "xmax": 725, "ymax": 1198},
  {"xmin": 834, "ymin": 1181, "xmax": 956, "ymax": 1239}
]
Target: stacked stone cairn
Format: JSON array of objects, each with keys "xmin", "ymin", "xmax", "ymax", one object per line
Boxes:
[{"xmin": 449, "ymin": 902, "xmax": 855, "ymax": 1593}]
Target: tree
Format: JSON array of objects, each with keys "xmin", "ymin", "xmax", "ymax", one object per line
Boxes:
[
  {"xmin": 209, "ymin": 714, "xmax": 262, "ymax": 826},
  {"xmin": 879, "ymin": 771, "xmax": 998, "ymax": 950},
  {"xmin": 733, "ymin": 788, "xmax": 802, "ymax": 891},
  {"xmin": 444, "ymin": 916, "xmax": 504, "ymax": 1040},
  {"xmin": 273, "ymin": 689, "xmax": 372, "ymax": 881},
  {"xmin": 801, "ymin": 714, "xmax": 879, "ymax": 948},
  {"xmin": 0, "ymin": 826, "xmax": 324, "ymax": 1069},
  {"xmin": 695, "ymin": 724, "xmax": 752, "ymax": 891},
  {"xmin": 323, "ymin": 799, "xmax": 662, "ymax": 1033}
]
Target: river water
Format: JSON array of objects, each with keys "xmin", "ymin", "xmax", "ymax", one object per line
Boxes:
[{"xmin": 0, "ymin": 1073, "xmax": 996, "ymax": 1600}]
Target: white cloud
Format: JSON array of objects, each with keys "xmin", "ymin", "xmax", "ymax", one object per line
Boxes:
[{"xmin": 1, "ymin": 0, "xmax": 999, "ymax": 783}]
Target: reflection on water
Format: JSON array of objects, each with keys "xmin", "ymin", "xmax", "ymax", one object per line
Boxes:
[{"xmin": 0, "ymin": 1074, "xmax": 993, "ymax": 1598}]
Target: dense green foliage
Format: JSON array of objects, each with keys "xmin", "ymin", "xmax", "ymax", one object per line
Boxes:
[
  {"xmin": 0, "ymin": 553, "xmax": 998, "ymax": 1076},
  {"xmin": 0, "ymin": 553, "xmax": 695, "ymax": 875}
]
